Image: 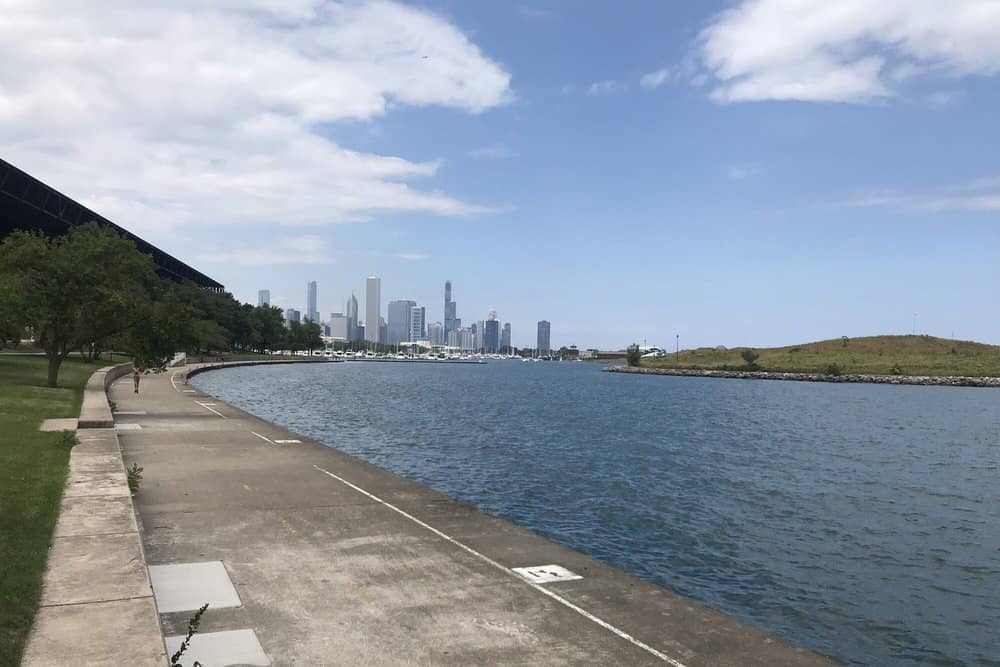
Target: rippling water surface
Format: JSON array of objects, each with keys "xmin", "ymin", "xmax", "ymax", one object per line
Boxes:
[{"xmin": 193, "ymin": 361, "xmax": 1000, "ymax": 665}]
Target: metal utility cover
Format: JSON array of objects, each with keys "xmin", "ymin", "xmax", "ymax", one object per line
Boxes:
[{"xmin": 511, "ymin": 564, "xmax": 583, "ymax": 584}]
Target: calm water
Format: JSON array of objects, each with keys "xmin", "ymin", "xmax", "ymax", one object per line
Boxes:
[{"xmin": 193, "ymin": 361, "xmax": 1000, "ymax": 665}]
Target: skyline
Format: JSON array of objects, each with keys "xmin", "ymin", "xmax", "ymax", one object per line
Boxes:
[{"xmin": 2, "ymin": 2, "xmax": 1000, "ymax": 349}]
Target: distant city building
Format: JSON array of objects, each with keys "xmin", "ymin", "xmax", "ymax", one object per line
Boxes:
[
  {"xmin": 387, "ymin": 300, "xmax": 416, "ymax": 345},
  {"xmin": 284, "ymin": 308, "xmax": 301, "ymax": 326},
  {"xmin": 484, "ymin": 310, "xmax": 499, "ymax": 352},
  {"xmin": 306, "ymin": 281, "xmax": 318, "ymax": 323},
  {"xmin": 345, "ymin": 294, "xmax": 359, "ymax": 341},
  {"xmin": 328, "ymin": 313, "xmax": 350, "ymax": 340},
  {"xmin": 447, "ymin": 329, "xmax": 460, "ymax": 348},
  {"xmin": 356, "ymin": 322, "xmax": 365, "ymax": 340},
  {"xmin": 537, "ymin": 320, "xmax": 551, "ymax": 352},
  {"xmin": 365, "ymin": 276, "xmax": 381, "ymax": 342},
  {"xmin": 501, "ymin": 323, "xmax": 511, "ymax": 350},
  {"xmin": 378, "ymin": 316, "xmax": 387, "ymax": 345},
  {"xmin": 444, "ymin": 280, "xmax": 457, "ymax": 344},
  {"xmin": 459, "ymin": 327, "xmax": 475, "ymax": 351},
  {"xmin": 428, "ymin": 321, "xmax": 444, "ymax": 346},
  {"xmin": 257, "ymin": 289, "xmax": 270, "ymax": 307},
  {"xmin": 475, "ymin": 320, "xmax": 485, "ymax": 351},
  {"xmin": 409, "ymin": 306, "xmax": 426, "ymax": 343}
]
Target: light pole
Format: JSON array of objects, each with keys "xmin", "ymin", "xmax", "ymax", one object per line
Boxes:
[{"xmin": 675, "ymin": 334, "xmax": 679, "ymax": 361}]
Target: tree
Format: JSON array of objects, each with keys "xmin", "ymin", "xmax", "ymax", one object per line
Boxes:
[
  {"xmin": 301, "ymin": 319, "xmax": 323, "ymax": 354},
  {"xmin": 741, "ymin": 349, "xmax": 760, "ymax": 369},
  {"xmin": 251, "ymin": 305, "xmax": 285, "ymax": 354},
  {"xmin": 626, "ymin": 344, "xmax": 642, "ymax": 367},
  {"xmin": 0, "ymin": 224, "xmax": 161, "ymax": 386}
]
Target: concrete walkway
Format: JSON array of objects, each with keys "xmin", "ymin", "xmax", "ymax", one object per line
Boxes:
[{"xmin": 112, "ymin": 364, "xmax": 835, "ymax": 666}]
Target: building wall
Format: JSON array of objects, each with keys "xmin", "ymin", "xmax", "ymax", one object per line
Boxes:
[
  {"xmin": 365, "ymin": 276, "xmax": 380, "ymax": 342},
  {"xmin": 387, "ymin": 300, "xmax": 416, "ymax": 344}
]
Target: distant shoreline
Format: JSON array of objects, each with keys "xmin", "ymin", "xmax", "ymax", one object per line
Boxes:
[{"xmin": 604, "ymin": 365, "xmax": 1000, "ymax": 388}]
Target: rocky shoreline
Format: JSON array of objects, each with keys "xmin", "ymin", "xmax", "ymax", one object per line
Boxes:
[{"xmin": 604, "ymin": 365, "xmax": 1000, "ymax": 388}]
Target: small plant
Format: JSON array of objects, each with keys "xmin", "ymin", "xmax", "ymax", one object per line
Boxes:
[
  {"xmin": 626, "ymin": 344, "xmax": 642, "ymax": 367},
  {"xmin": 889, "ymin": 363, "xmax": 904, "ymax": 375},
  {"xmin": 824, "ymin": 363, "xmax": 844, "ymax": 376},
  {"xmin": 741, "ymin": 349, "xmax": 760, "ymax": 370},
  {"xmin": 170, "ymin": 603, "xmax": 208, "ymax": 667},
  {"xmin": 841, "ymin": 336, "xmax": 849, "ymax": 347},
  {"xmin": 126, "ymin": 462, "xmax": 143, "ymax": 494},
  {"xmin": 58, "ymin": 430, "xmax": 79, "ymax": 448}
]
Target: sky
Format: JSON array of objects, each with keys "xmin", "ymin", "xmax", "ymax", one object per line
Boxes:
[{"xmin": 3, "ymin": 0, "xmax": 1000, "ymax": 350}]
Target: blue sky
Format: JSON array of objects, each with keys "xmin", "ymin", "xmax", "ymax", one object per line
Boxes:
[{"xmin": 3, "ymin": 1, "xmax": 1000, "ymax": 349}]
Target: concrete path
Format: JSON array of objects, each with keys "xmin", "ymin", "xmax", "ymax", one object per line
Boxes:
[{"xmin": 112, "ymin": 364, "xmax": 835, "ymax": 666}]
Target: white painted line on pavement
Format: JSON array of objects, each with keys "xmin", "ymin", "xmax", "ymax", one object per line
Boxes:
[
  {"xmin": 250, "ymin": 431, "xmax": 274, "ymax": 444},
  {"xmin": 312, "ymin": 464, "xmax": 686, "ymax": 666},
  {"xmin": 274, "ymin": 439, "xmax": 301, "ymax": 444},
  {"xmin": 170, "ymin": 374, "xmax": 179, "ymax": 391},
  {"xmin": 195, "ymin": 401, "xmax": 227, "ymax": 419}
]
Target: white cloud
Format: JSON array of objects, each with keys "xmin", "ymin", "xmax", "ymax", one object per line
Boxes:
[
  {"xmin": 395, "ymin": 253, "xmax": 428, "ymax": 261},
  {"xmin": 639, "ymin": 68, "xmax": 672, "ymax": 89},
  {"xmin": 0, "ymin": 1, "xmax": 512, "ymax": 244},
  {"xmin": 844, "ymin": 178, "xmax": 1000, "ymax": 212},
  {"xmin": 469, "ymin": 144, "xmax": 518, "ymax": 159},
  {"xmin": 727, "ymin": 164, "xmax": 761, "ymax": 180},
  {"xmin": 196, "ymin": 235, "xmax": 331, "ymax": 265},
  {"xmin": 698, "ymin": 0, "xmax": 1000, "ymax": 104},
  {"xmin": 588, "ymin": 80, "xmax": 625, "ymax": 96}
]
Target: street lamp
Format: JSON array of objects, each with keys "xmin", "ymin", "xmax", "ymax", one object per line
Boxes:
[{"xmin": 675, "ymin": 334, "xmax": 679, "ymax": 361}]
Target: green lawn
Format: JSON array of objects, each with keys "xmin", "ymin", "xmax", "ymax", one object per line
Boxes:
[
  {"xmin": 643, "ymin": 335, "xmax": 1000, "ymax": 377},
  {"xmin": 0, "ymin": 355, "xmax": 95, "ymax": 667}
]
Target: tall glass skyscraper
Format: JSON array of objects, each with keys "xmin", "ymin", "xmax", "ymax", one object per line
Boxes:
[
  {"xmin": 257, "ymin": 289, "xmax": 270, "ymax": 307},
  {"xmin": 409, "ymin": 305, "xmax": 426, "ymax": 342},
  {"xmin": 444, "ymin": 280, "xmax": 457, "ymax": 342},
  {"xmin": 387, "ymin": 299, "xmax": 416, "ymax": 344},
  {"xmin": 365, "ymin": 276, "xmax": 380, "ymax": 342},
  {"xmin": 501, "ymin": 323, "xmax": 511, "ymax": 351},
  {"xmin": 306, "ymin": 280, "xmax": 318, "ymax": 323},
  {"xmin": 484, "ymin": 309, "xmax": 499, "ymax": 352},
  {"xmin": 345, "ymin": 294, "xmax": 358, "ymax": 341},
  {"xmin": 537, "ymin": 320, "xmax": 551, "ymax": 352}
]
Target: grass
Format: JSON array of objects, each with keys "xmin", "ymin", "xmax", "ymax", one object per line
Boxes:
[
  {"xmin": 643, "ymin": 335, "xmax": 1000, "ymax": 377},
  {"xmin": 0, "ymin": 355, "xmax": 95, "ymax": 667}
]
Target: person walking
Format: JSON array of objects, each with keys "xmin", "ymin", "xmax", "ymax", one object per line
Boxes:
[{"xmin": 133, "ymin": 365, "xmax": 142, "ymax": 394}]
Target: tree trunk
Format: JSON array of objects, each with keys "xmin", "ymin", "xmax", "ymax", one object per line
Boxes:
[{"xmin": 46, "ymin": 352, "xmax": 64, "ymax": 387}]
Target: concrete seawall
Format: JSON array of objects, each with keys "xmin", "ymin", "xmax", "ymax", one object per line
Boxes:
[
  {"xmin": 102, "ymin": 360, "xmax": 837, "ymax": 665},
  {"xmin": 605, "ymin": 364, "xmax": 1000, "ymax": 387}
]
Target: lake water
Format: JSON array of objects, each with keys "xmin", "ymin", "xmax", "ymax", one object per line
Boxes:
[{"xmin": 192, "ymin": 361, "xmax": 1000, "ymax": 665}]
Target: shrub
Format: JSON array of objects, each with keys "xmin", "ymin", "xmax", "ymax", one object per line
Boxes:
[
  {"xmin": 126, "ymin": 463, "xmax": 143, "ymax": 494},
  {"xmin": 626, "ymin": 344, "xmax": 641, "ymax": 367},
  {"xmin": 740, "ymin": 349, "xmax": 760, "ymax": 369},
  {"xmin": 889, "ymin": 363, "xmax": 904, "ymax": 375},
  {"xmin": 824, "ymin": 363, "xmax": 844, "ymax": 376}
]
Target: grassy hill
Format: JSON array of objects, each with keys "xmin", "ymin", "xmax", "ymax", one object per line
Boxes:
[{"xmin": 642, "ymin": 335, "xmax": 1000, "ymax": 377}]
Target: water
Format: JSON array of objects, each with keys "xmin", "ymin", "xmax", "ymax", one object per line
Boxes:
[{"xmin": 192, "ymin": 361, "xmax": 1000, "ymax": 665}]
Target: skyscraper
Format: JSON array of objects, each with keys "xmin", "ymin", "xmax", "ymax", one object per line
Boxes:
[
  {"xmin": 306, "ymin": 281, "xmax": 318, "ymax": 323},
  {"xmin": 428, "ymin": 322, "xmax": 444, "ymax": 346},
  {"xmin": 387, "ymin": 300, "xmax": 416, "ymax": 344},
  {"xmin": 409, "ymin": 305, "xmax": 426, "ymax": 342},
  {"xmin": 328, "ymin": 313, "xmax": 349, "ymax": 340},
  {"xmin": 365, "ymin": 276, "xmax": 380, "ymax": 343},
  {"xmin": 345, "ymin": 294, "xmax": 359, "ymax": 341},
  {"xmin": 444, "ymin": 280, "xmax": 457, "ymax": 343},
  {"xmin": 484, "ymin": 309, "xmax": 499, "ymax": 352},
  {"xmin": 537, "ymin": 320, "xmax": 551, "ymax": 353},
  {"xmin": 284, "ymin": 308, "xmax": 301, "ymax": 326},
  {"xmin": 501, "ymin": 323, "xmax": 511, "ymax": 351},
  {"xmin": 257, "ymin": 289, "xmax": 270, "ymax": 307}
]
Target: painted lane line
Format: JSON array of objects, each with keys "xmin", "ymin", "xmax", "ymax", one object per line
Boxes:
[
  {"xmin": 274, "ymin": 439, "xmax": 301, "ymax": 444},
  {"xmin": 170, "ymin": 374, "xmax": 179, "ymax": 391},
  {"xmin": 312, "ymin": 464, "xmax": 685, "ymax": 666},
  {"xmin": 195, "ymin": 401, "xmax": 228, "ymax": 419},
  {"xmin": 250, "ymin": 431, "xmax": 274, "ymax": 444}
]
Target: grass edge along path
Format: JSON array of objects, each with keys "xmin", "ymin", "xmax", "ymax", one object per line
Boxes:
[
  {"xmin": 644, "ymin": 335, "xmax": 1000, "ymax": 378},
  {"xmin": 0, "ymin": 355, "xmax": 94, "ymax": 667}
]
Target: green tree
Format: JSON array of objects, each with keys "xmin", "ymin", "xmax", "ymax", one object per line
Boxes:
[
  {"xmin": 301, "ymin": 319, "xmax": 324, "ymax": 354},
  {"xmin": 251, "ymin": 305, "xmax": 285, "ymax": 354},
  {"xmin": 0, "ymin": 224, "xmax": 160, "ymax": 386},
  {"xmin": 626, "ymin": 344, "xmax": 642, "ymax": 367},
  {"xmin": 741, "ymin": 349, "xmax": 760, "ymax": 369}
]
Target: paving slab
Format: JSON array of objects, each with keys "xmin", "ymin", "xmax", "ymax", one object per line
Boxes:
[
  {"xmin": 164, "ymin": 629, "xmax": 270, "ymax": 667},
  {"xmin": 38, "ymin": 417, "xmax": 77, "ymax": 431},
  {"xmin": 53, "ymin": 493, "xmax": 137, "ymax": 537},
  {"xmin": 40, "ymin": 532, "xmax": 151, "ymax": 606},
  {"xmin": 149, "ymin": 561, "xmax": 243, "ymax": 613},
  {"xmin": 21, "ymin": 597, "xmax": 165, "ymax": 667}
]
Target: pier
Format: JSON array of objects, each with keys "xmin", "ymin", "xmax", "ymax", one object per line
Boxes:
[{"xmin": 62, "ymin": 362, "xmax": 836, "ymax": 665}]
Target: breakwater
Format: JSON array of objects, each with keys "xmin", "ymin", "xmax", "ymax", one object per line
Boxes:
[{"xmin": 605, "ymin": 365, "xmax": 1000, "ymax": 387}]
